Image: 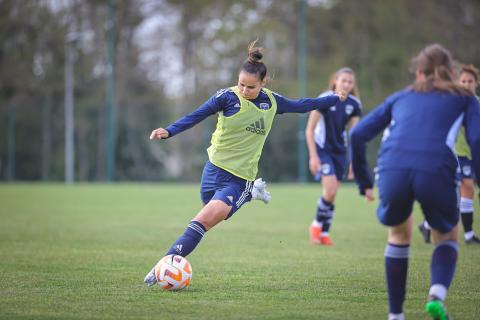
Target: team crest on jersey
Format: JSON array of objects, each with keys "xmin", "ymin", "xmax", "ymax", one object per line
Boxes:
[
  {"xmin": 345, "ymin": 104, "xmax": 354, "ymax": 115},
  {"xmin": 246, "ymin": 118, "xmax": 266, "ymax": 135},
  {"xmin": 462, "ymin": 165, "xmax": 472, "ymax": 176},
  {"xmin": 321, "ymin": 163, "xmax": 331, "ymax": 175},
  {"xmin": 259, "ymin": 103, "xmax": 270, "ymax": 110}
]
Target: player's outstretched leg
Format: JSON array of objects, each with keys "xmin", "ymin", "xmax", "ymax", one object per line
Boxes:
[
  {"xmin": 144, "ymin": 220, "xmax": 207, "ymax": 287},
  {"xmin": 251, "ymin": 178, "xmax": 271, "ymax": 204}
]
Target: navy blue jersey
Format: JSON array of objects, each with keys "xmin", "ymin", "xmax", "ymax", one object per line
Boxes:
[
  {"xmin": 165, "ymin": 87, "xmax": 340, "ymax": 137},
  {"xmin": 314, "ymin": 90, "xmax": 362, "ymax": 153},
  {"xmin": 350, "ymin": 88, "xmax": 480, "ymax": 193}
]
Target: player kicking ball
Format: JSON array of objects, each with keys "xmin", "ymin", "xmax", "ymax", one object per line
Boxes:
[{"xmin": 144, "ymin": 40, "xmax": 347, "ymax": 286}]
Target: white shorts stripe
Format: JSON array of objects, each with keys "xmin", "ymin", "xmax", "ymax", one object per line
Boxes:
[{"xmin": 236, "ymin": 181, "xmax": 252, "ymax": 207}]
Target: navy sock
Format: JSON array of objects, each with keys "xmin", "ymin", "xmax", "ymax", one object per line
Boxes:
[
  {"xmin": 384, "ymin": 243, "xmax": 409, "ymax": 314},
  {"xmin": 165, "ymin": 221, "xmax": 206, "ymax": 257},
  {"xmin": 322, "ymin": 205, "xmax": 335, "ymax": 233},
  {"xmin": 315, "ymin": 197, "xmax": 333, "ymax": 229},
  {"xmin": 429, "ymin": 241, "xmax": 458, "ymax": 301}
]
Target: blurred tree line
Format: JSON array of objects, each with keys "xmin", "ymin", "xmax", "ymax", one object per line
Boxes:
[{"xmin": 1, "ymin": 0, "xmax": 479, "ymax": 182}]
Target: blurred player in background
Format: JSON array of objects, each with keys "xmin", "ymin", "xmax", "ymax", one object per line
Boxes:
[
  {"xmin": 350, "ymin": 44, "xmax": 480, "ymax": 320},
  {"xmin": 306, "ymin": 67, "xmax": 362, "ymax": 245},
  {"xmin": 144, "ymin": 40, "xmax": 347, "ymax": 286},
  {"xmin": 418, "ymin": 63, "xmax": 480, "ymax": 245}
]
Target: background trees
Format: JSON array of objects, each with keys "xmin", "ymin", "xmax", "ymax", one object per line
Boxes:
[{"xmin": 1, "ymin": 0, "xmax": 479, "ymax": 182}]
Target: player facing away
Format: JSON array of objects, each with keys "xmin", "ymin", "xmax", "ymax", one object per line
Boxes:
[
  {"xmin": 350, "ymin": 44, "xmax": 480, "ymax": 320},
  {"xmin": 419, "ymin": 63, "xmax": 480, "ymax": 244},
  {"xmin": 144, "ymin": 40, "xmax": 347, "ymax": 286},
  {"xmin": 306, "ymin": 67, "xmax": 362, "ymax": 245}
]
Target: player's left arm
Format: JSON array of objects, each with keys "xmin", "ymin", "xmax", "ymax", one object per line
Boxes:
[
  {"xmin": 274, "ymin": 91, "xmax": 347, "ymax": 114},
  {"xmin": 346, "ymin": 116, "xmax": 360, "ymax": 180},
  {"xmin": 347, "ymin": 116, "xmax": 360, "ymax": 129},
  {"xmin": 464, "ymin": 95, "xmax": 480, "ymax": 187},
  {"xmin": 350, "ymin": 97, "xmax": 392, "ymax": 198}
]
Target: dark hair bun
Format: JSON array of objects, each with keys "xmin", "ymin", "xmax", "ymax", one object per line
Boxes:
[
  {"xmin": 247, "ymin": 40, "xmax": 263, "ymax": 63},
  {"xmin": 240, "ymin": 40, "xmax": 268, "ymax": 81},
  {"xmin": 248, "ymin": 48, "xmax": 263, "ymax": 63}
]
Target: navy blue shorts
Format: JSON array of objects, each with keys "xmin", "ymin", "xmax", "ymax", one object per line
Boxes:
[
  {"xmin": 200, "ymin": 160, "xmax": 253, "ymax": 219},
  {"xmin": 316, "ymin": 145, "xmax": 347, "ymax": 181},
  {"xmin": 376, "ymin": 169, "xmax": 459, "ymax": 233},
  {"xmin": 458, "ymin": 156, "xmax": 474, "ymax": 179}
]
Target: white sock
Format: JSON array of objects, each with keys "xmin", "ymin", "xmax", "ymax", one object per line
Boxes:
[
  {"xmin": 429, "ymin": 284, "xmax": 447, "ymax": 301},
  {"xmin": 465, "ymin": 231, "xmax": 475, "ymax": 240},
  {"xmin": 424, "ymin": 220, "xmax": 431, "ymax": 230},
  {"xmin": 388, "ymin": 313, "xmax": 404, "ymax": 320},
  {"xmin": 312, "ymin": 220, "xmax": 322, "ymax": 228}
]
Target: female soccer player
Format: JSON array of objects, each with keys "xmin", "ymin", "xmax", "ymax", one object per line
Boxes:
[
  {"xmin": 456, "ymin": 64, "xmax": 480, "ymax": 244},
  {"xmin": 419, "ymin": 64, "xmax": 480, "ymax": 245},
  {"xmin": 350, "ymin": 44, "xmax": 480, "ymax": 320},
  {"xmin": 144, "ymin": 41, "xmax": 347, "ymax": 286},
  {"xmin": 306, "ymin": 67, "xmax": 362, "ymax": 245}
]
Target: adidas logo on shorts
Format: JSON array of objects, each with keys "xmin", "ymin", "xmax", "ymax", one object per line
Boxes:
[{"xmin": 246, "ymin": 118, "xmax": 266, "ymax": 135}]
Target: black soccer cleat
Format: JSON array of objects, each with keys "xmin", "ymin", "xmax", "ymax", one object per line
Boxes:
[
  {"xmin": 465, "ymin": 234, "xmax": 480, "ymax": 245},
  {"xmin": 418, "ymin": 223, "xmax": 431, "ymax": 243}
]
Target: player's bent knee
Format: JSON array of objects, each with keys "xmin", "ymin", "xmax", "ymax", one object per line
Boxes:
[
  {"xmin": 194, "ymin": 200, "xmax": 231, "ymax": 230},
  {"xmin": 431, "ymin": 226, "xmax": 458, "ymax": 245}
]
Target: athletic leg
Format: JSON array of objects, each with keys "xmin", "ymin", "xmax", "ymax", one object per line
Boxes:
[
  {"xmin": 460, "ymin": 178, "xmax": 479, "ymax": 244},
  {"xmin": 414, "ymin": 171, "xmax": 458, "ymax": 319},
  {"xmin": 310, "ymin": 150, "xmax": 339, "ymax": 245},
  {"xmin": 377, "ymin": 170, "xmax": 414, "ymax": 320},
  {"xmin": 385, "ymin": 215, "xmax": 413, "ymax": 320}
]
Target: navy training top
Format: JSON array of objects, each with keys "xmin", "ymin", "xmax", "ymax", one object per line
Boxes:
[
  {"xmin": 350, "ymin": 88, "xmax": 480, "ymax": 194},
  {"xmin": 314, "ymin": 90, "xmax": 362, "ymax": 154}
]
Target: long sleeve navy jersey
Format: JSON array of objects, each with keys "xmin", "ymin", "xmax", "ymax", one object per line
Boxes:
[
  {"xmin": 165, "ymin": 87, "xmax": 339, "ymax": 137},
  {"xmin": 350, "ymin": 88, "xmax": 480, "ymax": 193}
]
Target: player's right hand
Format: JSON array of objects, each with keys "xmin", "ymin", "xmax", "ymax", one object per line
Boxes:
[
  {"xmin": 149, "ymin": 128, "xmax": 170, "ymax": 140},
  {"xmin": 335, "ymin": 89, "xmax": 348, "ymax": 102}
]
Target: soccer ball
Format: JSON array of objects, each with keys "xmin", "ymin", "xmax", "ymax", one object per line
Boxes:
[{"xmin": 155, "ymin": 255, "xmax": 192, "ymax": 291}]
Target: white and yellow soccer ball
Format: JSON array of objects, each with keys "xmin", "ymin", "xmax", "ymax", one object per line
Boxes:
[{"xmin": 155, "ymin": 255, "xmax": 192, "ymax": 291}]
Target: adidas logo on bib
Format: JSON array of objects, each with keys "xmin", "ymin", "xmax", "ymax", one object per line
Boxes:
[{"xmin": 246, "ymin": 118, "xmax": 266, "ymax": 135}]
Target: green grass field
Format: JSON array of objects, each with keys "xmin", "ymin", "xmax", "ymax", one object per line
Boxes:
[{"xmin": 1, "ymin": 183, "xmax": 479, "ymax": 319}]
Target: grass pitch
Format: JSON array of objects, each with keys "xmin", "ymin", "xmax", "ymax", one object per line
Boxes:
[{"xmin": 1, "ymin": 183, "xmax": 479, "ymax": 319}]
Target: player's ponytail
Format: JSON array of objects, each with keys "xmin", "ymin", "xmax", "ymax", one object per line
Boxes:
[
  {"xmin": 411, "ymin": 44, "xmax": 469, "ymax": 95},
  {"xmin": 241, "ymin": 40, "xmax": 268, "ymax": 82}
]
